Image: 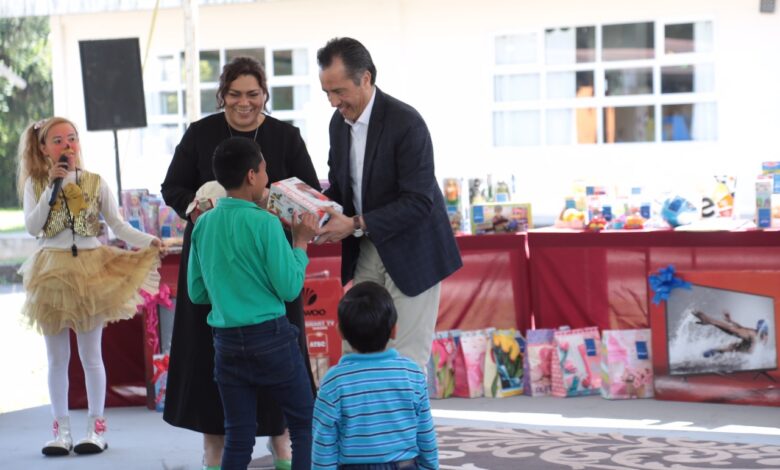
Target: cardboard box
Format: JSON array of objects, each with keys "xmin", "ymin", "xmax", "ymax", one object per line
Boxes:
[
  {"xmin": 267, "ymin": 177, "xmax": 342, "ymax": 228},
  {"xmin": 762, "ymin": 161, "xmax": 780, "ymax": 175},
  {"xmin": 303, "ymin": 278, "xmax": 343, "ymax": 388},
  {"xmin": 756, "ymin": 176, "xmax": 772, "ymax": 228},
  {"xmin": 470, "ymin": 202, "xmax": 532, "ymax": 234}
]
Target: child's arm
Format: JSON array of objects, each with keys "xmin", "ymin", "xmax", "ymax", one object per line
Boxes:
[
  {"xmin": 416, "ymin": 376, "xmax": 439, "ymax": 470},
  {"xmin": 312, "ymin": 388, "xmax": 340, "ymax": 469},
  {"xmin": 186, "ymin": 230, "xmax": 210, "ymax": 305},
  {"xmin": 98, "ymin": 177, "xmax": 159, "ymax": 248},
  {"xmin": 262, "ymin": 216, "xmax": 312, "ymax": 301},
  {"xmin": 22, "ymin": 178, "xmax": 54, "ymax": 236}
]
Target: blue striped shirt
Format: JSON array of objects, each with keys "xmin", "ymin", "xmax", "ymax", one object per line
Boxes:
[{"xmin": 312, "ymin": 349, "xmax": 438, "ymax": 469}]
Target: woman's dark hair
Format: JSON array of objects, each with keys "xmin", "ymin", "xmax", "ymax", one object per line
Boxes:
[
  {"xmin": 216, "ymin": 56, "xmax": 269, "ymax": 111},
  {"xmin": 317, "ymin": 37, "xmax": 377, "ymax": 86},
  {"xmin": 338, "ymin": 281, "xmax": 397, "ymax": 353},
  {"xmin": 212, "ymin": 137, "xmax": 264, "ymax": 190}
]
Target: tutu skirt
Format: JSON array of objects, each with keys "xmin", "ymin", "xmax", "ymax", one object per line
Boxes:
[{"xmin": 18, "ymin": 246, "xmax": 160, "ymax": 335}]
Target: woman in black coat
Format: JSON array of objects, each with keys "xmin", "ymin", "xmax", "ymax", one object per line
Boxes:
[{"xmin": 161, "ymin": 56, "xmax": 319, "ymax": 469}]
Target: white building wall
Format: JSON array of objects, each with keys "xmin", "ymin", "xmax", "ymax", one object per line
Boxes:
[{"xmin": 49, "ymin": 0, "xmax": 780, "ymax": 222}]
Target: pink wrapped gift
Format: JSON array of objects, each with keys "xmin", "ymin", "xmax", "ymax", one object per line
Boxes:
[
  {"xmin": 453, "ymin": 329, "xmax": 491, "ymax": 398},
  {"xmin": 600, "ymin": 329, "xmax": 654, "ymax": 399},
  {"xmin": 427, "ymin": 332, "xmax": 457, "ymax": 399},
  {"xmin": 551, "ymin": 326, "xmax": 602, "ymax": 397},
  {"xmin": 523, "ymin": 329, "xmax": 555, "ymax": 397}
]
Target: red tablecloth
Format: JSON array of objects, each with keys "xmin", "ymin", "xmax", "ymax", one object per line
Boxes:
[
  {"xmin": 72, "ymin": 233, "xmax": 532, "ymax": 408},
  {"xmin": 527, "ymin": 229, "xmax": 780, "ymax": 331},
  {"xmin": 68, "ymin": 314, "xmax": 147, "ymax": 408},
  {"xmin": 305, "ymin": 233, "xmax": 532, "ymax": 333}
]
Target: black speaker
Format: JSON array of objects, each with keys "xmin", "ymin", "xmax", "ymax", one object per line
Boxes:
[{"xmin": 79, "ymin": 38, "xmax": 147, "ymax": 131}]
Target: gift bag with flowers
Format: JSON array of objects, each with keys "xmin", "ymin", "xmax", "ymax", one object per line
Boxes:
[
  {"xmin": 152, "ymin": 353, "xmax": 169, "ymax": 412},
  {"xmin": 483, "ymin": 329, "xmax": 525, "ymax": 398},
  {"xmin": 426, "ymin": 331, "xmax": 457, "ymax": 399},
  {"xmin": 523, "ymin": 329, "xmax": 555, "ymax": 397},
  {"xmin": 600, "ymin": 329, "xmax": 654, "ymax": 399},
  {"xmin": 551, "ymin": 326, "xmax": 602, "ymax": 397},
  {"xmin": 452, "ymin": 329, "xmax": 492, "ymax": 398}
]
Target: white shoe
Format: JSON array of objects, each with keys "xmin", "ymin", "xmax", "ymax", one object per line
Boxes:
[
  {"xmin": 42, "ymin": 416, "xmax": 73, "ymax": 456},
  {"xmin": 74, "ymin": 416, "xmax": 108, "ymax": 454}
]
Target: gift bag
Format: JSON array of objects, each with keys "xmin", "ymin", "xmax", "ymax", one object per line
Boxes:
[
  {"xmin": 551, "ymin": 326, "xmax": 602, "ymax": 397},
  {"xmin": 427, "ymin": 331, "xmax": 457, "ymax": 399},
  {"xmin": 483, "ymin": 329, "xmax": 525, "ymax": 398},
  {"xmin": 600, "ymin": 329, "xmax": 654, "ymax": 399},
  {"xmin": 152, "ymin": 353, "xmax": 169, "ymax": 412},
  {"xmin": 523, "ymin": 329, "xmax": 555, "ymax": 397},
  {"xmin": 453, "ymin": 329, "xmax": 491, "ymax": 398}
]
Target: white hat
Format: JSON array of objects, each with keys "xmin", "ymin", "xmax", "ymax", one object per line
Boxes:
[{"xmin": 185, "ymin": 180, "xmax": 227, "ymax": 216}]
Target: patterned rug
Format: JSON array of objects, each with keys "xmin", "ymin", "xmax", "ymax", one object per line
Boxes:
[
  {"xmin": 436, "ymin": 426, "xmax": 780, "ymax": 470},
  {"xmin": 250, "ymin": 426, "xmax": 780, "ymax": 469}
]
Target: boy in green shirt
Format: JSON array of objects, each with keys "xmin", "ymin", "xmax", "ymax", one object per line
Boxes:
[{"xmin": 188, "ymin": 136, "xmax": 318, "ymax": 470}]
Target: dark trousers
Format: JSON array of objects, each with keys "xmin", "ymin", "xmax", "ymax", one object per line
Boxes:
[{"xmin": 213, "ymin": 317, "xmax": 313, "ymax": 470}]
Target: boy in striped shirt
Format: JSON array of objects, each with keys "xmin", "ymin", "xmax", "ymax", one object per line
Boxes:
[{"xmin": 312, "ymin": 282, "xmax": 438, "ymax": 469}]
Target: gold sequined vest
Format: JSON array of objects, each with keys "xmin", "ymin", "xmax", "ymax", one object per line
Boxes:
[{"xmin": 32, "ymin": 171, "xmax": 102, "ymax": 238}]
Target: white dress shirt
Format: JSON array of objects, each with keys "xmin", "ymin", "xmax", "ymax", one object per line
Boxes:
[{"xmin": 345, "ymin": 87, "xmax": 377, "ymax": 215}]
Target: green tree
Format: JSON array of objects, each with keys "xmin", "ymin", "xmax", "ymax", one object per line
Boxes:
[{"xmin": 0, "ymin": 16, "xmax": 52, "ymax": 208}]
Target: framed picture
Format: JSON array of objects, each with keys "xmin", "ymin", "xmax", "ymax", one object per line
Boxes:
[{"xmin": 650, "ymin": 270, "xmax": 780, "ymax": 406}]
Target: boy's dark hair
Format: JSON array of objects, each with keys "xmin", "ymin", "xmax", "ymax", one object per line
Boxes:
[
  {"xmin": 317, "ymin": 37, "xmax": 377, "ymax": 86},
  {"xmin": 212, "ymin": 137, "xmax": 264, "ymax": 190},
  {"xmin": 338, "ymin": 281, "xmax": 397, "ymax": 353}
]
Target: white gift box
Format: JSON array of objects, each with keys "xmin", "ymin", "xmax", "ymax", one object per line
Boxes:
[{"xmin": 267, "ymin": 177, "xmax": 342, "ymax": 227}]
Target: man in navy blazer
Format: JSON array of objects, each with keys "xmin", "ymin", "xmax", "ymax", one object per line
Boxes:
[{"xmin": 315, "ymin": 37, "xmax": 462, "ymax": 368}]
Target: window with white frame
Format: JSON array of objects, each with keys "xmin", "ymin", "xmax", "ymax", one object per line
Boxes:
[
  {"xmin": 492, "ymin": 20, "xmax": 716, "ymax": 146},
  {"xmin": 143, "ymin": 46, "xmax": 312, "ymax": 156}
]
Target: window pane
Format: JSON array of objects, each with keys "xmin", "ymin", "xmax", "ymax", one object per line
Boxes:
[
  {"xmin": 546, "ymin": 71, "xmax": 594, "ymax": 99},
  {"xmin": 271, "ymin": 85, "xmax": 310, "ymax": 111},
  {"xmin": 142, "ymin": 124, "xmax": 182, "ymax": 156},
  {"xmin": 662, "ymin": 103, "xmax": 716, "ymax": 141},
  {"xmin": 200, "ymin": 50, "xmax": 220, "ymax": 82},
  {"xmin": 494, "ymin": 74, "xmax": 540, "ymax": 101},
  {"xmin": 159, "ymin": 92, "xmax": 178, "ymax": 115},
  {"xmin": 548, "ymin": 108, "xmax": 597, "ymax": 144},
  {"xmin": 603, "ymin": 105, "xmax": 654, "ymax": 143},
  {"xmin": 226, "ymin": 48, "xmax": 265, "ymax": 67},
  {"xmin": 273, "ymin": 49, "xmax": 308, "ymax": 76},
  {"xmin": 200, "ymin": 88, "xmax": 218, "ymax": 114},
  {"xmin": 665, "ymin": 21, "xmax": 713, "ymax": 54},
  {"xmin": 495, "ymin": 33, "xmax": 537, "ymax": 65},
  {"xmin": 605, "ymin": 67, "xmax": 653, "ymax": 96},
  {"xmin": 661, "ymin": 64, "xmax": 714, "ymax": 93},
  {"xmin": 546, "ymin": 109, "xmax": 572, "ymax": 144},
  {"xmin": 493, "ymin": 110, "xmax": 540, "ymax": 146},
  {"xmin": 602, "ymin": 22, "xmax": 655, "ymax": 61},
  {"xmin": 158, "ymin": 55, "xmax": 176, "ymax": 82},
  {"xmin": 545, "ymin": 26, "xmax": 596, "ymax": 64}
]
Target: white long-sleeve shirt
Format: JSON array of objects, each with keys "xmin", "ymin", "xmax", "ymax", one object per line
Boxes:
[{"xmin": 23, "ymin": 171, "xmax": 154, "ymax": 250}]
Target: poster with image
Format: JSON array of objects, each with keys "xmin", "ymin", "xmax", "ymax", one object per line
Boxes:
[{"xmin": 650, "ymin": 270, "xmax": 780, "ymax": 406}]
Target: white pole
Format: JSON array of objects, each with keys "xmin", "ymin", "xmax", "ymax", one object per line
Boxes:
[{"xmin": 183, "ymin": 0, "xmax": 200, "ymax": 124}]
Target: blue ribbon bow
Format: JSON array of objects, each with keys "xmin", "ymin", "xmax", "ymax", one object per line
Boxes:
[{"xmin": 648, "ymin": 265, "xmax": 691, "ymax": 305}]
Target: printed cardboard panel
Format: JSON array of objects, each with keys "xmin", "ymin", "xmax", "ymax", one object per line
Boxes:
[{"xmin": 650, "ymin": 271, "xmax": 780, "ymax": 406}]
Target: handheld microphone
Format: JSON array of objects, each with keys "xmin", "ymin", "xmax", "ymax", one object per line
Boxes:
[{"xmin": 48, "ymin": 154, "xmax": 69, "ymax": 207}]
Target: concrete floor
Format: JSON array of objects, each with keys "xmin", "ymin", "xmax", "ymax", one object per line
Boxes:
[{"xmin": 2, "ymin": 283, "xmax": 779, "ymax": 469}]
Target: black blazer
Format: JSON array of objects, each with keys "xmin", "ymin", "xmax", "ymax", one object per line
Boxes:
[{"xmin": 323, "ymin": 88, "xmax": 462, "ymax": 296}]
